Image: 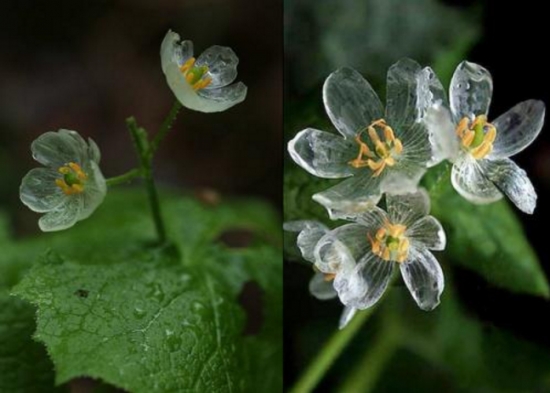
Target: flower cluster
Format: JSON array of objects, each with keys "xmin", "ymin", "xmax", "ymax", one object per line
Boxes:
[{"xmin": 286, "ymin": 59, "xmax": 545, "ymax": 328}]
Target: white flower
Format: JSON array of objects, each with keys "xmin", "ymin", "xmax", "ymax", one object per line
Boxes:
[
  {"xmin": 422, "ymin": 61, "xmax": 545, "ymax": 214},
  {"xmin": 287, "ymin": 59, "xmax": 433, "ymax": 219},
  {"xmin": 160, "ymin": 30, "xmax": 247, "ymax": 113},
  {"xmin": 284, "ymin": 220, "xmax": 359, "ymax": 329},
  {"xmin": 314, "ymin": 191, "xmax": 446, "ymax": 312},
  {"xmin": 20, "ymin": 129, "xmax": 107, "ymax": 232}
]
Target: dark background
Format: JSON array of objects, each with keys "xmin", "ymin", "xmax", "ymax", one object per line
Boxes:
[
  {"xmin": 0, "ymin": 0, "xmax": 282, "ymax": 235},
  {"xmin": 284, "ymin": 0, "xmax": 550, "ymax": 391}
]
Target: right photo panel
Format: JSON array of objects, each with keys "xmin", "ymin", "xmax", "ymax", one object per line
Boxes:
[{"xmin": 284, "ymin": 0, "xmax": 550, "ymax": 392}]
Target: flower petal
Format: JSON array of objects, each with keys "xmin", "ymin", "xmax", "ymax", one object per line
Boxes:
[
  {"xmin": 196, "ymin": 45, "xmax": 239, "ymax": 88},
  {"xmin": 406, "ymin": 216, "xmax": 446, "ymax": 251},
  {"xmin": 393, "ymin": 120, "xmax": 432, "ymax": 174},
  {"xmin": 323, "ymin": 67, "xmax": 384, "ymax": 139},
  {"xmin": 31, "ymin": 129, "xmax": 88, "ymax": 168},
  {"xmin": 309, "ymin": 272, "xmax": 337, "ymax": 300},
  {"xmin": 385, "ymin": 189, "xmax": 430, "ymax": 227},
  {"xmin": 196, "ymin": 82, "xmax": 247, "ymax": 112},
  {"xmin": 450, "ymin": 61, "xmax": 493, "ymax": 120},
  {"xmin": 283, "ymin": 220, "xmax": 329, "ymax": 263},
  {"xmin": 451, "ymin": 154, "xmax": 502, "ymax": 204},
  {"xmin": 87, "ymin": 137, "xmax": 101, "ymax": 164},
  {"xmin": 79, "ymin": 161, "xmax": 107, "ymax": 221},
  {"xmin": 348, "ymin": 207, "xmax": 388, "ymax": 233},
  {"xmin": 312, "ymin": 171, "xmax": 382, "ymax": 220},
  {"xmin": 314, "ymin": 224, "xmax": 366, "ymax": 272},
  {"xmin": 38, "ymin": 196, "xmax": 83, "ymax": 232},
  {"xmin": 160, "ymin": 30, "xmax": 193, "ymax": 74},
  {"xmin": 385, "ymin": 58, "xmax": 422, "ymax": 128},
  {"xmin": 20, "ymin": 168, "xmax": 66, "ymax": 213},
  {"xmin": 338, "ymin": 306, "xmax": 357, "ymax": 329},
  {"xmin": 287, "ymin": 128, "xmax": 356, "ymax": 179},
  {"xmin": 380, "ymin": 161, "xmax": 426, "ymax": 196},
  {"xmin": 490, "ymin": 100, "xmax": 545, "ymax": 159},
  {"xmin": 400, "ymin": 247, "xmax": 444, "ymax": 311},
  {"xmin": 351, "ymin": 253, "xmax": 394, "ymax": 310},
  {"xmin": 480, "ymin": 158, "xmax": 537, "ymax": 214}
]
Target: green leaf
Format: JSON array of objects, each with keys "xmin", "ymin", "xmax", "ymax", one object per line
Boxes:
[
  {"xmin": 9, "ymin": 190, "xmax": 281, "ymax": 393},
  {"xmin": 424, "ymin": 163, "xmax": 549, "ymax": 297}
]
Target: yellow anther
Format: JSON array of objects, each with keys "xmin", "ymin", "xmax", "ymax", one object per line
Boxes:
[
  {"xmin": 179, "ymin": 57, "xmax": 196, "ymax": 74},
  {"xmin": 455, "ymin": 117, "xmax": 470, "ymax": 137},
  {"xmin": 368, "ymin": 221, "xmax": 410, "ymax": 263},
  {"xmin": 485, "ymin": 125, "xmax": 497, "ymax": 143},
  {"xmin": 471, "ymin": 141, "xmax": 493, "ymax": 160},
  {"xmin": 455, "ymin": 115, "xmax": 498, "ymax": 160},
  {"xmin": 367, "ymin": 126, "xmax": 381, "ymax": 145},
  {"xmin": 192, "ymin": 77, "xmax": 212, "ymax": 91},
  {"xmin": 393, "ymin": 138, "xmax": 403, "ymax": 154},
  {"xmin": 384, "ymin": 125, "xmax": 395, "ymax": 142},
  {"xmin": 179, "ymin": 57, "xmax": 212, "ymax": 91},
  {"xmin": 324, "ymin": 273, "xmax": 336, "ymax": 282},
  {"xmin": 461, "ymin": 130, "xmax": 475, "ymax": 148},
  {"xmin": 55, "ymin": 162, "xmax": 87, "ymax": 195}
]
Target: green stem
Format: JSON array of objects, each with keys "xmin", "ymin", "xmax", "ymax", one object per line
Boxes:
[
  {"xmin": 289, "ymin": 306, "xmax": 377, "ymax": 393},
  {"xmin": 150, "ymin": 101, "xmax": 182, "ymax": 155},
  {"xmin": 105, "ymin": 168, "xmax": 142, "ymax": 187}
]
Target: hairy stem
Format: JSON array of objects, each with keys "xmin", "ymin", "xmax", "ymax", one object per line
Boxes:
[
  {"xmin": 105, "ymin": 168, "xmax": 142, "ymax": 187},
  {"xmin": 150, "ymin": 100, "xmax": 182, "ymax": 156}
]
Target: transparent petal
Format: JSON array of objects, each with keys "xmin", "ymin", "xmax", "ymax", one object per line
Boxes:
[
  {"xmin": 386, "ymin": 189, "xmax": 430, "ymax": 227},
  {"xmin": 79, "ymin": 161, "xmax": 107, "ymax": 221},
  {"xmin": 20, "ymin": 168, "xmax": 66, "ymax": 213},
  {"xmin": 283, "ymin": 220, "xmax": 329, "ymax": 263},
  {"xmin": 314, "ymin": 225, "xmax": 364, "ymax": 273},
  {"xmin": 351, "ymin": 253, "xmax": 394, "ymax": 310},
  {"xmin": 380, "ymin": 162, "xmax": 425, "ymax": 196},
  {"xmin": 349, "ymin": 206, "xmax": 388, "ymax": 233},
  {"xmin": 385, "ymin": 58, "xmax": 422, "ymax": 128},
  {"xmin": 406, "ymin": 216, "xmax": 446, "ymax": 251},
  {"xmin": 31, "ymin": 129, "xmax": 88, "ymax": 168},
  {"xmin": 160, "ymin": 30, "xmax": 193, "ymax": 74},
  {"xmin": 339, "ymin": 306, "xmax": 357, "ymax": 330},
  {"xmin": 323, "ymin": 67, "xmax": 384, "ymax": 139},
  {"xmin": 334, "ymin": 267, "xmax": 368, "ymax": 307},
  {"xmin": 480, "ymin": 158, "xmax": 537, "ymax": 214},
  {"xmin": 312, "ymin": 171, "xmax": 382, "ymax": 220},
  {"xmin": 394, "ymin": 121, "xmax": 432, "ymax": 170},
  {"xmin": 400, "ymin": 247, "xmax": 444, "ymax": 311},
  {"xmin": 287, "ymin": 128, "xmax": 356, "ymax": 179},
  {"xmin": 491, "ymin": 100, "xmax": 545, "ymax": 159},
  {"xmin": 196, "ymin": 82, "xmax": 247, "ymax": 112},
  {"xmin": 309, "ymin": 272, "xmax": 337, "ymax": 300},
  {"xmin": 450, "ymin": 61, "xmax": 493, "ymax": 120},
  {"xmin": 451, "ymin": 154, "xmax": 502, "ymax": 204},
  {"xmin": 197, "ymin": 45, "xmax": 239, "ymax": 89},
  {"xmin": 38, "ymin": 196, "xmax": 83, "ymax": 232},
  {"xmin": 87, "ymin": 137, "xmax": 101, "ymax": 164}
]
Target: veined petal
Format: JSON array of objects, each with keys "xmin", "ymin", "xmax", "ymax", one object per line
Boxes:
[
  {"xmin": 406, "ymin": 216, "xmax": 446, "ymax": 251},
  {"xmin": 334, "ymin": 267, "xmax": 368, "ymax": 307},
  {"xmin": 481, "ymin": 158, "xmax": 537, "ymax": 214},
  {"xmin": 385, "ymin": 58, "xmax": 422, "ymax": 128},
  {"xmin": 323, "ymin": 67, "xmax": 384, "ymax": 139},
  {"xmin": 196, "ymin": 82, "xmax": 247, "ymax": 112},
  {"xmin": 393, "ymin": 121, "xmax": 432, "ymax": 170},
  {"xmin": 309, "ymin": 272, "xmax": 337, "ymax": 300},
  {"xmin": 380, "ymin": 162, "xmax": 425, "ymax": 196},
  {"xmin": 491, "ymin": 100, "xmax": 545, "ymax": 159},
  {"xmin": 20, "ymin": 168, "xmax": 66, "ymax": 213},
  {"xmin": 338, "ymin": 306, "xmax": 357, "ymax": 329},
  {"xmin": 351, "ymin": 253, "xmax": 394, "ymax": 310},
  {"xmin": 79, "ymin": 161, "xmax": 107, "ymax": 220},
  {"xmin": 31, "ymin": 129, "xmax": 87, "ymax": 168},
  {"xmin": 160, "ymin": 30, "xmax": 193, "ymax": 74},
  {"xmin": 312, "ymin": 171, "xmax": 382, "ymax": 220},
  {"xmin": 287, "ymin": 128, "xmax": 356, "ymax": 178},
  {"xmin": 450, "ymin": 61, "xmax": 493, "ymax": 120},
  {"xmin": 283, "ymin": 220, "xmax": 329, "ymax": 263},
  {"xmin": 196, "ymin": 45, "xmax": 238, "ymax": 88},
  {"xmin": 38, "ymin": 196, "xmax": 83, "ymax": 232},
  {"xmin": 400, "ymin": 247, "xmax": 444, "ymax": 311},
  {"xmin": 348, "ymin": 206, "xmax": 388, "ymax": 233},
  {"xmin": 385, "ymin": 189, "xmax": 430, "ymax": 227},
  {"xmin": 451, "ymin": 154, "xmax": 502, "ymax": 204},
  {"xmin": 314, "ymin": 224, "xmax": 365, "ymax": 272}
]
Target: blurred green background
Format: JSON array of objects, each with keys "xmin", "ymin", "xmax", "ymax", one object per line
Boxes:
[{"xmin": 284, "ymin": 0, "xmax": 550, "ymax": 392}]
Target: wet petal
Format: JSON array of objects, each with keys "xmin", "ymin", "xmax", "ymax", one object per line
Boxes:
[
  {"xmin": 314, "ymin": 224, "xmax": 365, "ymax": 272},
  {"xmin": 196, "ymin": 82, "xmax": 247, "ymax": 112},
  {"xmin": 351, "ymin": 253, "xmax": 394, "ymax": 310},
  {"xmin": 481, "ymin": 158, "xmax": 537, "ymax": 214},
  {"xmin": 309, "ymin": 272, "xmax": 337, "ymax": 300},
  {"xmin": 288, "ymin": 128, "xmax": 356, "ymax": 179},
  {"xmin": 283, "ymin": 220, "xmax": 329, "ymax": 263},
  {"xmin": 349, "ymin": 207, "xmax": 388, "ymax": 233},
  {"xmin": 400, "ymin": 247, "xmax": 444, "ymax": 311},
  {"xmin": 385, "ymin": 189, "xmax": 430, "ymax": 227},
  {"xmin": 79, "ymin": 161, "xmax": 107, "ymax": 220},
  {"xmin": 312, "ymin": 171, "xmax": 382, "ymax": 220},
  {"xmin": 380, "ymin": 161, "xmax": 425, "ymax": 196},
  {"xmin": 20, "ymin": 168, "xmax": 66, "ymax": 213},
  {"xmin": 160, "ymin": 30, "xmax": 193, "ymax": 74},
  {"xmin": 385, "ymin": 58, "xmax": 422, "ymax": 128},
  {"xmin": 450, "ymin": 61, "xmax": 493, "ymax": 120},
  {"xmin": 451, "ymin": 154, "xmax": 502, "ymax": 204},
  {"xmin": 406, "ymin": 216, "xmax": 446, "ymax": 251},
  {"xmin": 323, "ymin": 67, "xmax": 384, "ymax": 139},
  {"xmin": 196, "ymin": 45, "xmax": 238, "ymax": 88},
  {"xmin": 394, "ymin": 121, "xmax": 432, "ymax": 171},
  {"xmin": 31, "ymin": 129, "xmax": 87, "ymax": 168},
  {"xmin": 334, "ymin": 267, "xmax": 368, "ymax": 307},
  {"xmin": 491, "ymin": 100, "xmax": 545, "ymax": 159},
  {"xmin": 338, "ymin": 306, "xmax": 357, "ymax": 329},
  {"xmin": 38, "ymin": 196, "xmax": 83, "ymax": 232}
]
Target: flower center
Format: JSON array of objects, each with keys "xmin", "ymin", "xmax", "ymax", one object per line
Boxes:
[
  {"xmin": 368, "ymin": 220, "xmax": 409, "ymax": 263},
  {"xmin": 55, "ymin": 162, "xmax": 88, "ymax": 195},
  {"xmin": 179, "ymin": 57, "xmax": 212, "ymax": 91},
  {"xmin": 455, "ymin": 115, "xmax": 497, "ymax": 160},
  {"xmin": 348, "ymin": 118, "xmax": 403, "ymax": 177}
]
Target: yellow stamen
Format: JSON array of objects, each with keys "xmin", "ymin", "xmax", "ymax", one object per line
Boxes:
[
  {"xmin": 55, "ymin": 162, "xmax": 87, "ymax": 195},
  {"xmin": 461, "ymin": 130, "xmax": 475, "ymax": 148},
  {"xmin": 179, "ymin": 57, "xmax": 195, "ymax": 74},
  {"xmin": 179, "ymin": 57, "xmax": 212, "ymax": 91},
  {"xmin": 455, "ymin": 115, "xmax": 498, "ymax": 160},
  {"xmin": 368, "ymin": 221, "xmax": 410, "ymax": 263},
  {"xmin": 324, "ymin": 273, "xmax": 336, "ymax": 282}
]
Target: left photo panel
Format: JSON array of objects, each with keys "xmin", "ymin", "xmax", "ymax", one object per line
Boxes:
[{"xmin": 0, "ymin": 2, "xmax": 282, "ymax": 392}]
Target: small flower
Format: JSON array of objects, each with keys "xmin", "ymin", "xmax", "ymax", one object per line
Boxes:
[
  {"xmin": 422, "ymin": 61, "xmax": 545, "ymax": 214},
  {"xmin": 160, "ymin": 30, "xmax": 247, "ymax": 113},
  {"xmin": 284, "ymin": 220, "xmax": 359, "ymax": 329},
  {"xmin": 20, "ymin": 129, "xmax": 107, "ymax": 232},
  {"xmin": 314, "ymin": 190, "xmax": 446, "ymax": 312},
  {"xmin": 287, "ymin": 59, "xmax": 433, "ymax": 219}
]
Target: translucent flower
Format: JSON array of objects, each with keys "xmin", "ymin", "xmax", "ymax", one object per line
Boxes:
[
  {"xmin": 160, "ymin": 30, "xmax": 247, "ymax": 113},
  {"xmin": 422, "ymin": 61, "xmax": 545, "ymax": 214},
  {"xmin": 287, "ymin": 59, "xmax": 433, "ymax": 219},
  {"xmin": 314, "ymin": 191, "xmax": 446, "ymax": 312},
  {"xmin": 20, "ymin": 129, "xmax": 107, "ymax": 232},
  {"xmin": 284, "ymin": 220, "xmax": 359, "ymax": 329}
]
